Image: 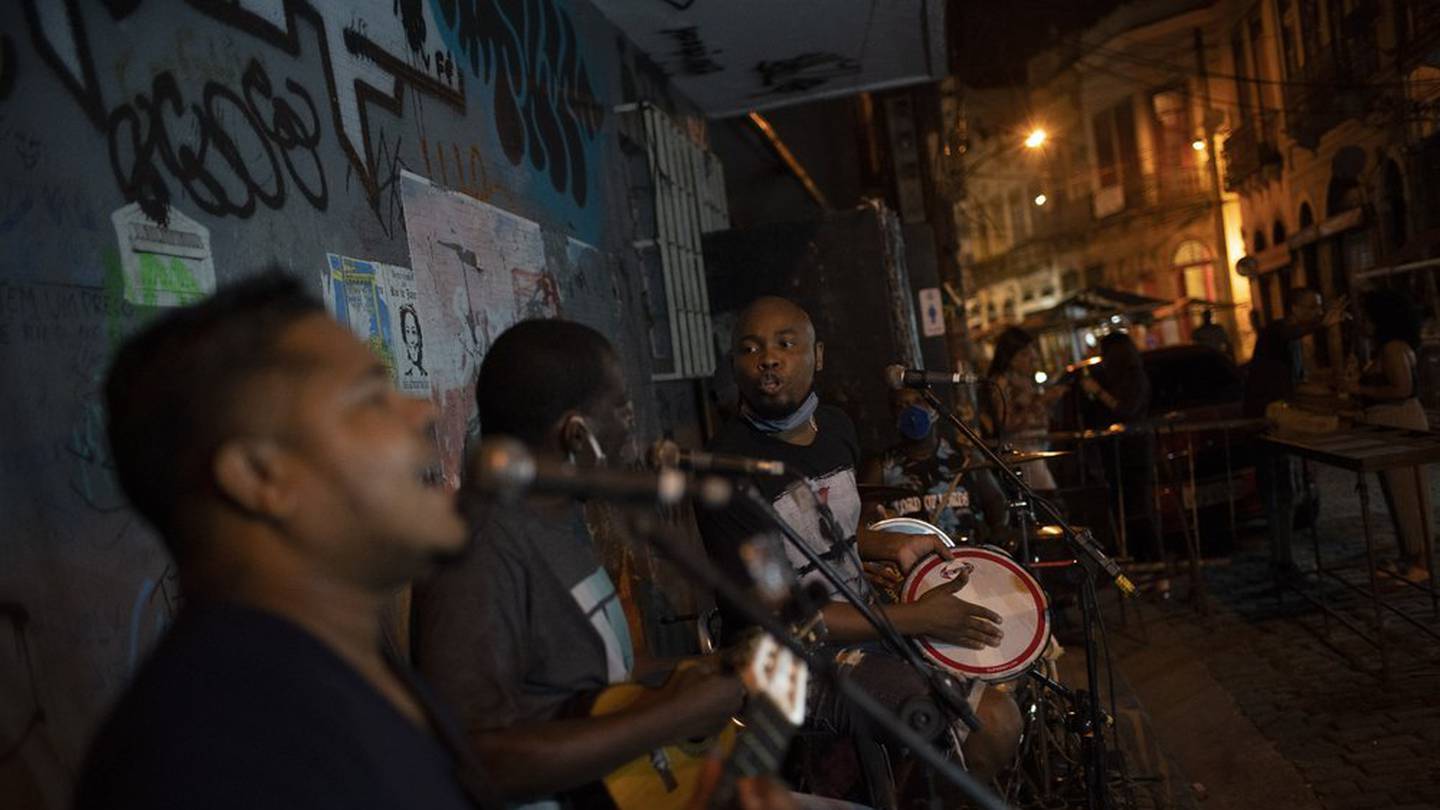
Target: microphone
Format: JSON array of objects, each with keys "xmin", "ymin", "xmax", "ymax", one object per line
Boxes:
[
  {"xmin": 470, "ymin": 437, "xmax": 733, "ymax": 508},
  {"xmin": 648, "ymin": 439, "xmax": 787, "ymax": 477},
  {"xmin": 884, "ymin": 364, "xmax": 980, "ymax": 390}
]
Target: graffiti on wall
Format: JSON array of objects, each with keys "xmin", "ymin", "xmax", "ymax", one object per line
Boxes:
[
  {"xmin": 22, "ymin": 0, "xmax": 604, "ymax": 224},
  {"xmin": 107, "ymin": 59, "xmax": 327, "ymax": 225},
  {"xmin": 430, "ymin": 0, "xmax": 605, "ymax": 207}
]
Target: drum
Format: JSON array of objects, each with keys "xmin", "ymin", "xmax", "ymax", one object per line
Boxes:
[
  {"xmin": 869, "ymin": 516, "xmax": 959, "ymax": 548},
  {"xmin": 899, "ymin": 547, "xmax": 1050, "ymax": 682}
]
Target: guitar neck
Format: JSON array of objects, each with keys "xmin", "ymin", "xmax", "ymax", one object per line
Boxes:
[{"xmin": 708, "ymin": 692, "xmax": 800, "ymax": 807}]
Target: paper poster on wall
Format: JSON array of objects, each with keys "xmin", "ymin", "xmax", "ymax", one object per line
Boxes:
[
  {"xmin": 110, "ymin": 202, "xmax": 217, "ymax": 307},
  {"xmin": 321, "ymin": 254, "xmax": 431, "ymax": 397},
  {"xmin": 917, "ymin": 287, "xmax": 946, "ymax": 337},
  {"xmin": 400, "ymin": 170, "xmax": 554, "ymax": 484},
  {"xmin": 399, "ymin": 170, "xmax": 552, "ymax": 381}
]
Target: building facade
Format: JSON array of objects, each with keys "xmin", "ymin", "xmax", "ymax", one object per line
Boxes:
[
  {"xmin": 1222, "ymin": 0, "xmax": 1440, "ymax": 385},
  {"xmin": 957, "ymin": 0, "xmax": 1260, "ymax": 365}
]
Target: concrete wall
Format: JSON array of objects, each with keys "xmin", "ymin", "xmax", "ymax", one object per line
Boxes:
[{"xmin": 0, "ymin": 3, "xmax": 708, "ymax": 806}]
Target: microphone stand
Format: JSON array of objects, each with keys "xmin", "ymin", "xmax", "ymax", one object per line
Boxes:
[
  {"xmin": 622, "ymin": 511, "xmax": 1009, "ymax": 810},
  {"xmin": 918, "ymin": 386, "xmax": 1117, "ymax": 810},
  {"xmin": 735, "ymin": 484, "xmax": 982, "ymax": 734}
]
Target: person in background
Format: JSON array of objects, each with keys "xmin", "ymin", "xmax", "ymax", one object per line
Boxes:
[
  {"xmin": 1192, "ymin": 309, "xmax": 1233, "ymax": 358},
  {"xmin": 1244, "ymin": 287, "xmax": 1347, "ymax": 583},
  {"xmin": 862, "ymin": 387, "xmax": 987, "ymax": 543},
  {"xmin": 1080, "ymin": 332, "xmax": 1160, "ymax": 569},
  {"xmin": 982, "ymin": 327, "xmax": 1068, "ymax": 490},
  {"xmin": 1343, "ymin": 289, "xmax": 1432, "ymax": 584}
]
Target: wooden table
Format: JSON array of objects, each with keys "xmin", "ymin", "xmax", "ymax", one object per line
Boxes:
[{"xmin": 1258, "ymin": 425, "xmax": 1440, "ymax": 678}]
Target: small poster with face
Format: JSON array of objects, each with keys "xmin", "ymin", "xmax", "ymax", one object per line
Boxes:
[{"xmin": 321, "ymin": 254, "xmax": 431, "ymax": 397}]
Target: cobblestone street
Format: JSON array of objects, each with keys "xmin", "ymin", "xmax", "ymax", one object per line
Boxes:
[{"xmin": 1093, "ymin": 463, "xmax": 1440, "ymax": 809}]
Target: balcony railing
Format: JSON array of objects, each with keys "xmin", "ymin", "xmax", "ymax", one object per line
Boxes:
[{"xmin": 1223, "ymin": 111, "xmax": 1282, "ymax": 190}]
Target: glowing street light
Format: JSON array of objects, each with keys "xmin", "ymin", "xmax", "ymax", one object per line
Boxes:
[
  {"xmin": 1034, "ymin": 193, "xmax": 1048, "ymax": 206},
  {"xmin": 1024, "ymin": 128, "xmax": 1048, "ymax": 149},
  {"xmin": 1191, "ymin": 138, "xmax": 1207, "ymax": 152}
]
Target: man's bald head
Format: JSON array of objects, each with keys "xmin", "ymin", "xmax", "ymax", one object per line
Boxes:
[
  {"xmin": 733, "ymin": 296, "xmax": 815, "ymax": 352},
  {"xmin": 730, "ymin": 296, "xmax": 824, "ymax": 418}
]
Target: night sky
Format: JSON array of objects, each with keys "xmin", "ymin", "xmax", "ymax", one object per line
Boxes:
[{"xmin": 950, "ymin": 0, "xmax": 1126, "ymax": 86}]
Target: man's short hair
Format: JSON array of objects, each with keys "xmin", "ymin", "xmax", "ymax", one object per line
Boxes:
[
  {"xmin": 105, "ymin": 270, "xmax": 323, "ymax": 560},
  {"xmin": 476, "ymin": 319, "xmax": 616, "ymax": 445}
]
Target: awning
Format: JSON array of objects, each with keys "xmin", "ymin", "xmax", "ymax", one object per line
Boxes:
[
  {"xmin": 590, "ymin": 0, "xmax": 947, "ymax": 118},
  {"xmin": 1151, "ymin": 296, "xmax": 1235, "ymax": 320}
]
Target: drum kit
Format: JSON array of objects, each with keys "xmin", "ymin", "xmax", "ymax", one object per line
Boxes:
[{"xmin": 861, "ymin": 448, "xmax": 1129, "ymax": 809}]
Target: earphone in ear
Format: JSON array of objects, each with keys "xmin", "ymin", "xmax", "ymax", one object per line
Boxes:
[{"xmin": 564, "ymin": 415, "xmax": 607, "ymax": 465}]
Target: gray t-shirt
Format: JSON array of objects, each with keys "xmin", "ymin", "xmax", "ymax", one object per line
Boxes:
[{"xmin": 411, "ymin": 500, "xmax": 634, "ymax": 737}]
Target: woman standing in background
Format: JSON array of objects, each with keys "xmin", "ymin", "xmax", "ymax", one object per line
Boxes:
[
  {"xmin": 984, "ymin": 327, "xmax": 1068, "ymax": 490},
  {"xmin": 1345, "ymin": 289, "xmax": 1432, "ymax": 584}
]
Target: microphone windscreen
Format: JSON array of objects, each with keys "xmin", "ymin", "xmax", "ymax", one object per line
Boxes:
[
  {"xmin": 648, "ymin": 438, "xmax": 681, "ymax": 468},
  {"xmin": 883, "ymin": 364, "xmax": 906, "ymax": 390},
  {"xmin": 468, "ymin": 437, "xmax": 536, "ymax": 497}
]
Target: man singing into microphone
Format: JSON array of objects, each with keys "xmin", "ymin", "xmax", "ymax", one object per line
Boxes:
[
  {"xmin": 76, "ymin": 272, "xmax": 496, "ymax": 809},
  {"xmin": 411, "ymin": 319, "xmax": 752, "ymax": 808},
  {"xmin": 697, "ymin": 296, "xmax": 1020, "ymax": 786}
]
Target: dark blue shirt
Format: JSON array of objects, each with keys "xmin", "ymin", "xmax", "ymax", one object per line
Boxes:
[{"xmin": 75, "ymin": 602, "xmax": 495, "ymax": 810}]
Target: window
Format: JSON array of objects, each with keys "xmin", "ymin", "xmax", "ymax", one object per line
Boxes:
[
  {"xmin": 1092, "ymin": 97, "xmax": 1139, "ymax": 208},
  {"xmin": 1278, "ymin": 0, "xmax": 1301, "ymax": 79},
  {"xmin": 1008, "ymin": 189, "xmax": 1029, "ymax": 242},
  {"xmin": 1384, "ymin": 159, "xmax": 1409, "ymax": 250},
  {"xmin": 1231, "ymin": 27, "xmax": 1254, "ymax": 127},
  {"xmin": 1174, "ymin": 240, "xmax": 1217, "ymax": 302},
  {"xmin": 1061, "ymin": 268, "xmax": 1080, "ymax": 293},
  {"xmin": 1151, "ymin": 88, "xmax": 1196, "ymax": 195},
  {"xmin": 631, "ymin": 103, "xmax": 725, "ymax": 381}
]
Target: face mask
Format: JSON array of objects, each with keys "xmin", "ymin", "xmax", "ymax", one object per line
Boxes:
[{"xmin": 897, "ymin": 404, "xmax": 937, "ymax": 441}]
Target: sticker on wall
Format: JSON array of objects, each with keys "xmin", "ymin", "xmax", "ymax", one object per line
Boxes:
[
  {"xmin": 321, "ymin": 254, "xmax": 431, "ymax": 397},
  {"xmin": 110, "ymin": 203, "xmax": 216, "ymax": 307},
  {"xmin": 918, "ymin": 287, "xmax": 946, "ymax": 337}
]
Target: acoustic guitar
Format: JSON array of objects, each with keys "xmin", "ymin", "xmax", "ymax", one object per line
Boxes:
[{"xmin": 581, "ymin": 633, "xmax": 808, "ymax": 810}]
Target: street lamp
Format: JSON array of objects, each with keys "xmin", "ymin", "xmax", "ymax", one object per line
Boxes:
[
  {"xmin": 1191, "ymin": 138, "xmax": 1207, "ymax": 152},
  {"xmin": 1024, "ymin": 128, "xmax": 1048, "ymax": 149},
  {"xmin": 1034, "ymin": 193, "xmax": 1048, "ymax": 206}
]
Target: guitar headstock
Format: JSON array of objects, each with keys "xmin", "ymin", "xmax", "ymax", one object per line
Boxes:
[{"xmin": 734, "ymin": 633, "xmax": 808, "ymax": 730}]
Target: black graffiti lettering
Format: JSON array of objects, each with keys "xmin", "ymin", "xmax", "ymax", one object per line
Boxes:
[
  {"xmin": 659, "ymin": 26, "xmax": 723, "ymax": 76},
  {"xmin": 753, "ymin": 51, "xmax": 860, "ymax": 98},
  {"xmin": 395, "ymin": 0, "xmax": 427, "ymax": 53},
  {"xmin": 106, "ymin": 58, "xmax": 326, "ymax": 224},
  {"xmin": 433, "ymin": 0, "xmax": 602, "ymax": 207}
]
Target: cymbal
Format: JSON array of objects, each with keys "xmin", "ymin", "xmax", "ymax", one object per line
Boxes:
[{"xmin": 1003, "ymin": 449, "xmax": 1071, "ymax": 462}]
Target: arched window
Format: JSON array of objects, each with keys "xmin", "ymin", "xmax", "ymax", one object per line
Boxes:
[
  {"xmin": 1254, "ymin": 230, "xmax": 1268, "ymax": 253},
  {"xmin": 1298, "ymin": 202, "xmax": 1314, "ymax": 228},
  {"xmin": 1384, "ymin": 159, "xmax": 1408, "ymax": 250},
  {"xmin": 1273, "ymin": 219, "xmax": 1287, "ymax": 246},
  {"xmin": 1173, "ymin": 240, "xmax": 1217, "ymax": 302}
]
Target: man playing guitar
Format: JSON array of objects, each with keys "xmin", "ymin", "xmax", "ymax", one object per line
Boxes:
[{"xmin": 411, "ymin": 319, "xmax": 791, "ymax": 810}]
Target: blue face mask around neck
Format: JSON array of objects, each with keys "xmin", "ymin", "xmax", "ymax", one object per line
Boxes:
[{"xmin": 742, "ymin": 391, "xmax": 820, "ymax": 434}]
